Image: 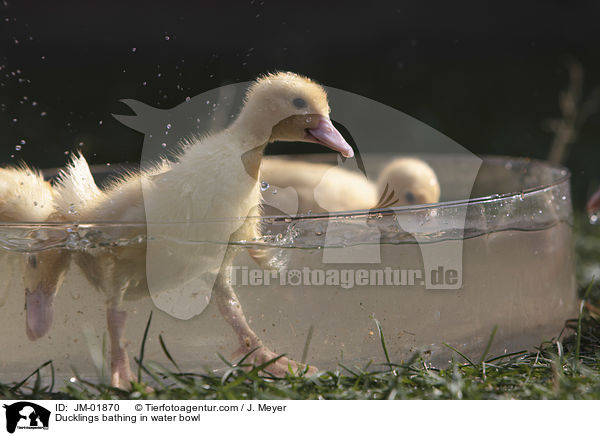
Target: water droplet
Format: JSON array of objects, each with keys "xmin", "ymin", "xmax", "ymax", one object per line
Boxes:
[
  {"xmin": 590, "ymin": 214, "xmax": 599, "ymax": 225},
  {"xmin": 98, "ymin": 120, "xmax": 103, "ymax": 125},
  {"xmin": 185, "ymin": 96, "xmax": 190, "ymax": 102},
  {"xmin": 161, "ymin": 142, "xmax": 167, "ymax": 148},
  {"xmin": 132, "ymin": 47, "xmax": 137, "ymax": 52},
  {"xmin": 19, "ymin": 139, "xmax": 25, "ymax": 145},
  {"xmin": 260, "ymin": 181, "xmax": 270, "ymax": 191},
  {"xmin": 70, "ymin": 377, "xmax": 77, "ymax": 383},
  {"xmin": 164, "ymin": 35, "xmax": 170, "ymax": 41},
  {"xmin": 31, "ymin": 101, "xmax": 37, "ymax": 106},
  {"xmin": 14, "ymin": 145, "xmax": 21, "ymax": 151},
  {"xmin": 166, "ymin": 123, "xmax": 171, "ymax": 129},
  {"xmin": 11, "ymin": 118, "xmax": 17, "ymax": 123},
  {"xmin": 40, "ymin": 111, "xmax": 47, "ymax": 117}
]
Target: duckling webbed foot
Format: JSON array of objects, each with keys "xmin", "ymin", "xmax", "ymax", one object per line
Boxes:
[
  {"xmin": 215, "ymin": 271, "xmax": 317, "ymax": 377},
  {"xmin": 234, "ymin": 340, "xmax": 318, "ymax": 377}
]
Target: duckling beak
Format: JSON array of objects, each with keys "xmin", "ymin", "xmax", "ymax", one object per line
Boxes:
[
  {"xmin": 305, "ymin": 115, "xmax": 354, "ymax": 158},
  {"xmin": 25, "ymin": 285, "xmax": 55, "ymax": 341},
  {"xmin": 588, "ymin": 188, "xmax": 600, "ymax": 215}
]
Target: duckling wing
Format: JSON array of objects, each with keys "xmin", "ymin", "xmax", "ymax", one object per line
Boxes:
[{"xmin": 141, "ymin": 143, "xmax": 261, "ymax": 320}]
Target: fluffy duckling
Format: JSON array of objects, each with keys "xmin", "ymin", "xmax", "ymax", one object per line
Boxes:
[
  {"xmin": 374, "ymin": 158, "xmax": 440, "ymax": 209},
  {"xmin": 260, "ymin": 157, "xmax": 440, "ymax": 215},
  {"xmin": 54, "ymin": 72, "xmax": 353, "ymax": 388},
  {"xmin": 0, "ymin": 165, "xmax": 70, "ymax": 340},
  {"xmin": 260, "ymin": 159, "xmax": 375, "ymax": 214}
]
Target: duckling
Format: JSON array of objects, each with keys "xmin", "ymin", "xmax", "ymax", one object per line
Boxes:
[
  {"xmin": 0, "ymin": 165, "xmax": 70, "ymax": 340},
  {"xmin": 374, "ymin": 158, "xmax": 440, "ymax": 209},
  {"xmin": 260, "ymin": 157, "xmax": 440, "ymax": 215},
  {"xmin": 260, "ymin": 159, "xmax": 375, "ymax": 214},
  {"xmin": 54, "ymin": 72, "xmax": 353, "ymax": 388}
]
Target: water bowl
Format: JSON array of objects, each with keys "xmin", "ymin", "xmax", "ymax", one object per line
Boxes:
[{"xmin": 0, "ymin": 154, "xmax": 577, "ymax": 384}]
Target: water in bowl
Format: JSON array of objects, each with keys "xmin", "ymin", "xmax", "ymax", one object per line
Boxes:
[{"xmin": 0, "ymin": 155, "xmax": 577, "ymax": 383}]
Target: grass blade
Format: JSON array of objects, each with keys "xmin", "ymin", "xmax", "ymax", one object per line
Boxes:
[
  {"xmin": 479, "ymin": 325, "xmax": 498, "ymax": 364},
  {"xmin": 300, "ymin": 325, "xmax": 314, "ymax": 365},
  {"xmin": 159, "ymin": 334, "xmax": 181, "ymax": 372},
  {"xmin": 137, "ymin": 311, "xmax": 153, "ymax": 383},
  {"xmin": 443, "ymin": 343, "xmax": 476, "ymax": 367},
  {"xmin": 373, "ymin": 318, "xmax": 394, "ymax": 373}
]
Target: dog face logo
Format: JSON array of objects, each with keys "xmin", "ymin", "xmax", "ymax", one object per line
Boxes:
[{"xmin": 2, "ymin": 402, "xmax": 50, "ymax": 433}]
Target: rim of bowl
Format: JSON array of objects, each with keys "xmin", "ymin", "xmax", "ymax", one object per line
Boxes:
[{"xmin": 0, "ymin": 154, "xmax": 571, "ymax": 227}]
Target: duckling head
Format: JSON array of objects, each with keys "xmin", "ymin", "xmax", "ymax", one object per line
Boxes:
[
  {"xmin": 24, "ymin": 243, "xmax": 71, "ymax": 341},
  {"xmin": 236, "ymin": 72, "xmax": 354, "ymax": 158},
  {"xmin": 376, "ymin": 158, "xmax": 441, "ymax": 208}
]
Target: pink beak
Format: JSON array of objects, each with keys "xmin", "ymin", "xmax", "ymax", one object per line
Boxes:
[
  {"xmin": 588, "ymin": 188, "xmax": 600, "ymax": 215},
  {"xmin": 305, "ymin": 115, "xmax": 354, "ymax": 158},
  {"xmin": 25, "ymin": 285, "xmax": 55, "ymax": 341}
]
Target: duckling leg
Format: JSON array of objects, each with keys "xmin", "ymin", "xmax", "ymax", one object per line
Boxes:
[
  {"xmin": 106, "ymin": 293, "xmax": 136, "ymax": 389},
  {"xmin": 214, "ymin": 248, "xmax": 317, "ymax": 376}
]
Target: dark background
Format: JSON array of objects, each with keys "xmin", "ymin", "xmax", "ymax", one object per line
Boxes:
[{"xmin": 0, "ymin": 0, "xmax": 599, "ymax": 205}]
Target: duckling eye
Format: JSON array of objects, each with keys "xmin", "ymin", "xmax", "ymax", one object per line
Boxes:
[
  {"xmin": 292, "ymin": 97, "xmax": 307, "ymax": 109},
  {"xmin": 405, "ymin": 192, "xmax": 416, "ymax": 204}
]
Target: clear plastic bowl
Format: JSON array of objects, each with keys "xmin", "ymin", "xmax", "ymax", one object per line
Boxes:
[{"xmin": 0, "ymin": 154, "xmax": 577, "ymax": 382}]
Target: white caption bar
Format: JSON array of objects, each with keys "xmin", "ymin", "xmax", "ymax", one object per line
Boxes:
[{"xmin": 0, "ymin": 400, "xmax": 592, "ymax": 435}]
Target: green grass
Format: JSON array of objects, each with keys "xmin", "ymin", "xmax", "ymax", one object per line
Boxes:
[{"xmin": 2, "ymin": 216, "xmax": 600, "ymax": 400}]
